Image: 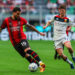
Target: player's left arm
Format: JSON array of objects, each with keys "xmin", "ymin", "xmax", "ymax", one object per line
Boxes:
[
  {"xmin": 66, "ymin": 26, "xmax": 71, "ymax": 32},
  {"xmin": 23, "ymin": 18, "xmax": 45, "ymax": 36},
  {"xmin": 26, "ymin": 24, "xmax": 45, "ymax": 36},
  {"xmin": 68, "ymin": 19, "xmax": 75, "ymax": 27}
]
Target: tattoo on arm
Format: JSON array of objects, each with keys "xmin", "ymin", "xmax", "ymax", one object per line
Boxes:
[{"xmin": 26, "ymin": 24, "xmax": 40, "ymax": 34}]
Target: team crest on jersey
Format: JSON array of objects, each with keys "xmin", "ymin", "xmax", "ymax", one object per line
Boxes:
[{"xmin": 64, "ymin": 19, "xmax": 67, "ymax": 22}]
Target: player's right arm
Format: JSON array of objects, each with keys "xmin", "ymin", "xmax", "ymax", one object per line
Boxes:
[
  {"xmin": 43, "ymin": 17, "xmax": 54, "ymax": 29},
  {"xmin": 0, "ymin": 19, "xmax": 7, "ymax": 32},
  {"xmin": 43, "ymin": 21, "xmax": 51, "ymax": 29}
]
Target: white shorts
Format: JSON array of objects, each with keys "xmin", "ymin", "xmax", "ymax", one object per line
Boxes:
[{"xmin": 54, "ymin": 36, "xmax": 70, "ymax": 49}]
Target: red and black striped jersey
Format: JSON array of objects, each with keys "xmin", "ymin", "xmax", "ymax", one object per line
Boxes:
[{"xmin": 1, "ymin": 17, "xmax": 27, "ymax": 46}]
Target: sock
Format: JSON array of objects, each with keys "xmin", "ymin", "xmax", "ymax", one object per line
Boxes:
[
  {"xmin": 26, "ymin": 56, "xmax": 35, "ymax": 63},
  {"xmin": 39, "ymin": 61, "xmax": 43, "ymax": 64},
  {"xmin": 55, "ymin": 51, "xmax": 58, "ymax": 56},
  {"xmin": 70, "ymin": 52, "xmax": 74, "ymax": 58},
  {"xmin": 68, "ymin": 48, "xmax": 75, "ymax": 58},
  {"xmin": 27, "ymin": 50, "xmax": 41, "ymax": 62},
  {"xmin": 66, "ymin": 58, "xmax": 73, "ymax": 65},
  {"xmin": 25, "ymin": 56, "xmax": 39, "ymax": 66}
]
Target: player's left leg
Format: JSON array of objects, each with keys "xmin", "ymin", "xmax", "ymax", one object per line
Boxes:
[
  {"xmin": 64, "ymin": 41, "xmax": 75, "ymax": 63},
  {"xmin": 56, "ymin": 48, "xmax": 74, "ymax": 69},
  {"xmin": 25, "ymin": 48, "xmax": 45, "ymax": 72},
  {"xmin": 25, "ymin": 53, "xmax": 39, "ymax": 66},
  {"xmin": 54, "ymin": 45, "xmax": 64, "ymax": 60},
  {"xmin": 55, "ymin": 40, "xmax": 74, "ymax": 69},
  {"xmin": 54, "ymin": 50, "xmax": 58, "ymax": 59},
  {"xmin": 54, "ymin": 42, "xmax": 59, "ymax": 59},
  {"xmin": 58, "ymin": 45, "xmax": 64, "ymax": 59},
  {"xmin": 21, "ymin": 40, "xmax": 45, "ymax": 72}
]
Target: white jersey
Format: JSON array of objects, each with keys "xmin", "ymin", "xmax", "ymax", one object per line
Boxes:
[{"xmin": 50, "ymin": 15, "xmax": 73, "ymax": 40}]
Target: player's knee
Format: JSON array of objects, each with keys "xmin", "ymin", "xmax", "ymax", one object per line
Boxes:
[
  {"xmin": 67, "ymin": 47, "xmax": 73, "ymax": 53},
  {"xmin": 65, "ymin": 44, "xmax": 71, "ymax": 49},
  {"xmin": 67, "ymin": 46, "xmax": 72, "ymax": 50},
  {"xmin": 24, "ymin": 47, "xmax": 31, "ymax": 52},
  {"xmin": 25, "ymin": 53, "xmax": 30, "ymax": 57},
  {"xmin": 59, "ymin": 53, "xmax": 67, "ymax": 61},
  {"xmin": 59, "ymin": 53, "xmax": 63, "ymax": 57}
]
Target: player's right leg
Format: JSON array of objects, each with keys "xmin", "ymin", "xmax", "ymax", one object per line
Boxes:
[
  {"xmin": 56, "ymin": 48, "xmax": 74, "ymax": 69},
  {"xmin": 54, "ymin": 45, "xmax": 65, "ymax": 60},
  {"xmin": 64, "ymin": 41, "xmax": 75, "ymax": 63},
  {"xmin": 54, "ymin": 40, "xmax": 74, "ymax": 69},
  {"xmin": 54, "ymin": 50, "xmax": 58, "ymax": 59}
]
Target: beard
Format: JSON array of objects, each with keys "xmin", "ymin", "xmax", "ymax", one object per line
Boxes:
[
  {"xmin": 61, "ymin": 13, "xmax": 65, "ymax": 17},
  {"xmin": 14, "ymin": 16, "xmax": 20, "ymax": 20}
]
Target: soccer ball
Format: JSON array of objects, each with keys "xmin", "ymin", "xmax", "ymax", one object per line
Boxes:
[{"xmin": 28, "ymin": 63, "xmax": 38, "ymax": 72}]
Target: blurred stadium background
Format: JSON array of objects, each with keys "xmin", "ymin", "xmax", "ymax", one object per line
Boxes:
[{"xmin": 0, "ymin": 0, "xmax": 75, "ymax": 41}]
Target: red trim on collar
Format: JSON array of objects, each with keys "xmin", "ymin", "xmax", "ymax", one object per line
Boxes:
[{"xmin": 55, "ymin": 15, "xmax": 69, "ymax": 19}]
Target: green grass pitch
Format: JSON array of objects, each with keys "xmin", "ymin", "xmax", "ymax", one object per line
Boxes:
[{"xmin": 0, "ymin": 40, "xmax": 75, "ymax": 75}]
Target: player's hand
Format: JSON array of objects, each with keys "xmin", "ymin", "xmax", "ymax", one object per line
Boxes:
[
  {"xmin": 43, "ymin": 26, "xmax": 47, "ymax": 29},
  {"xmin": 40, "ymin": 32, "xmax": 45, "ymax": 36}
]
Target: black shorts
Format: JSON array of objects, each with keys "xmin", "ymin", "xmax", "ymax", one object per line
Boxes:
[{"xmin": 14, "ymin": 40, "xmax": 30, "ymax": 57}]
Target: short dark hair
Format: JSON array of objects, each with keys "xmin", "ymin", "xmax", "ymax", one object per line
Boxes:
[
  {"xmin": 58, "ymin": 4, "xmax": 66, "ymax": 10},
  {"xmin": 13, "ymin": 7, "xmax": 21, "ymax": 12}
]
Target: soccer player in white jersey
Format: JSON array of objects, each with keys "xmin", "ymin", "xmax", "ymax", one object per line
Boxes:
[
  {"xmin": 43, "ymin": 4, "xmax": 75, "ymax": 69},
  {"xmin": 54, "ymin": 26, "xmax": 71, "ymax": 59}
]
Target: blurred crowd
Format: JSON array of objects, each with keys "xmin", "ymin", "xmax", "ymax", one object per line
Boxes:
[
  {"xmin": 0, "ymin": 0, "xmax": 75, "ymax": 33},
  {"xmin": 0, "ymin": 0, "xmax": 75, "ymax": 14},
  {"xmin": 0, "ymin": 0, "xmax": 37, "ymax": 14},
  {"xmin": 46, "ymin": 0, "xmax": 75, "ymax": 14}
]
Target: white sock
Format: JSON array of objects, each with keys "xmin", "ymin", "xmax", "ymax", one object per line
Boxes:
[
  {"xmin": 38, "ymin": 61, "xmax": 42, "ymax": 67},
  {"xmin": 66, "ymin": 58, "xmax": 72, "ymax": 64},
  {"xmin": 39, "ymin": 61, "xmax": 42, "ymax": 64}
]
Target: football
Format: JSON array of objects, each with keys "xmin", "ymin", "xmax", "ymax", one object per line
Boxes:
[{"xmin": 28, "ymin": 63, "xmax": 38, "ymax": 72}]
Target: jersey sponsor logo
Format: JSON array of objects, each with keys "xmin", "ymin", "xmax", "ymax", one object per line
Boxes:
[
  {"xmin": 54, "ymin": 21, "xmax": 67, "ymax": 26},
  {"xmin": 9, "ymin": 21, "xmax": 20, "ymax": 32},
  {"xmin": 10, "ymin": 26, "xmax": 20, "ymax": 32},
  {"xmin": 56, "ymin": 29, "xmax": 62, "ymax": 31}
]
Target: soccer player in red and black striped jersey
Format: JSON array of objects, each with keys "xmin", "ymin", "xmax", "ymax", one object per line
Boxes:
[{"xmin": 0, "ymin": 7, "xmax": 45, "ymax": 72}]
